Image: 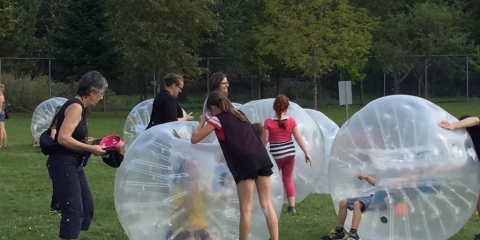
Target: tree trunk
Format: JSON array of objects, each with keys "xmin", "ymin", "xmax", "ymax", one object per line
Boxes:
[
  {"xmin": 137, "ymin": 72, "xmax": 145, "ymax": 101},
  {"xmin": 394, "ymin": 73, "xmax": 401, "ymax": 94},
  {"xmin": 417, "ymin": 72, "xmax": 425, "ymax": 97},
  {"xmin": 360, "ymin": 80, "xmax": 365, "ymax": 107},
  {"xmin": 258, "ymin": 79, "xmax": 261, "ymax": 99},
  {"xmin": 276, "ymin": 76, "xmax": 281, "ymax": 95},
  {"xmin": 141, "ymin": 75, "xmax": 148, "ymax": 100}
]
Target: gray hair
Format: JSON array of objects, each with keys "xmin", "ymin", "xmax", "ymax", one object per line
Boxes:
[{"xmin": 76, "ymin": 71, "xmax": 108, "ymax": 97}]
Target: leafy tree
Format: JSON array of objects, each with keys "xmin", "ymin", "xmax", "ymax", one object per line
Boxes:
[
  {"xmin": 50, "ymin": 0, "xmax": 121, "ymax": 82},
  {"xmin": 0, "ymin": 0, "xmax": 41, "ymax": 57},
  {"xmin": 373, "ymin": 1, "xmax": 477, "ymax": 94},
  {"xmin": 256, "ymin": 0, "xmax": 378, "ymax": 109},
  {"xmin": 109, "ymin": 0, "xmax": 219, "ymax": 100},
  {"xmin": 0, "ymin": 0, "xmax": 16, "ymax": 38}
]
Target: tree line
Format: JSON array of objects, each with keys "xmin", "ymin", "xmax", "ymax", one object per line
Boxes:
[{"xmin": 1, "ymin": 0, "xmax": 480, "ymax": 108}]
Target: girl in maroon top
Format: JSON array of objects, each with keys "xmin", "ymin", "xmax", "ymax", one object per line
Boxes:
[
  {"xmin": 262, "ymin": 94, "xmax": 312, "ymax": 214},
  {"xmin": 191, "ymin": 91, "xmax": 279, "ymax": 240}
]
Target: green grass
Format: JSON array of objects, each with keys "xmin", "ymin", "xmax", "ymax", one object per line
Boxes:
[{"xmin": 1, "ymin": 101, "xmax": 479, "ymax": 240}]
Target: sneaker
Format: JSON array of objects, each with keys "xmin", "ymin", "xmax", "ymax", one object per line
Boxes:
[
  {"xmin": 346, "ymin": 232, "xmax": 360, "ymax": 240},
  {"xmin": 320, "ymin": 228, "xmax": 346, "ymax": 240},
  {"xmin": 287, "ymin": 206, "xmax": 297, "ymax": 214},
  {"xmin": 473, "ymin": 233, "xmax": 480, "ymax": 240}
]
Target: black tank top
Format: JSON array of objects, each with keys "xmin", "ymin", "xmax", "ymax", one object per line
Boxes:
[
  {"xmin": 54, "ymin": 97, "xmax": 87, "ymax": 157},
  {"xmin": 215, "ymin": 112, "xmax": 273, "ymax": 182}
]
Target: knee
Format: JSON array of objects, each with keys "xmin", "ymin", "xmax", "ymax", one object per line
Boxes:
[
  {"xmin": 353, "ymin": 201, "xmax": 364, "ymax": 210},
  {"xmin": 339, "ymin": 199, "xmax": 348, "ymax": 208},
  {"xmin": 240, "ymin": 202, "xmax": 253, "ymax": 215}
]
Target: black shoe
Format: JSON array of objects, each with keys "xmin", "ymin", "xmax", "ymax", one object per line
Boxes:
[
  {"xmin": 346, "ymin": 232, "xmax": 360, "ymax": 240},
  {"xmin": 320, "ymin": 229, "xmax": 346, "ymax": 240},
  {"xmin": 473, "ymin": 233, "xmax": 480, "ymax": 240},
  {"xmin": 287, "ymin": 206, "xmax": 297, "ymax": 214}
]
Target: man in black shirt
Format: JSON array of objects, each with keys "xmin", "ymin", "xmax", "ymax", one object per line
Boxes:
[{"xmin": 146, "ymin": 73, "xmax": 193, "ymax": 129}]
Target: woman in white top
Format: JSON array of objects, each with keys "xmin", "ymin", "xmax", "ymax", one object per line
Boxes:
[{"xmin": 202, "ymin": 72, "xmax": 229, "ymax": 119}]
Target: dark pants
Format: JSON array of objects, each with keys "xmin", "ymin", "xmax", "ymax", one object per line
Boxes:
[
  {"xmin": 46, "ymin": 153, "xmax": 94, "ymax": 239},
  {"xmin": 50, "ymin": 178, "xmax": 60, "ymax": 211}
]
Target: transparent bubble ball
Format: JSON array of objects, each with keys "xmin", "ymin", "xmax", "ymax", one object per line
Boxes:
[
  {"xmin": 30, "ymin": 97, "xmax": 68, "ymax": 142},
  {"xmin": 328, "ymin": 95, "xmax": 480, "ymax": 240},
  {"xmin": 304, "ymin": 109, "xmax": 339, "ymax": 194},
  {"xmin": 114, "ymin": 121, "xmax": 284, "ymax": 240},
  {"xmin": 239, "ymin": 99, "xmax": 325, "ymax": 203},
  {"xmin": 123, "ymin": 99, "xmax": 188, "ymax": 151}
]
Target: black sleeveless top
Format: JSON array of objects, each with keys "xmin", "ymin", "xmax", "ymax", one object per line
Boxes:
[
  {"xmin": 214, "ymin": 112, "xmax": 273, "ymax": 183},
  {"xmin": 54, "ymin": 97, "xmax": 87, "ymax": 158}
]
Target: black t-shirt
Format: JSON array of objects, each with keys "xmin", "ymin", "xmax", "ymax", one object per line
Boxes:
[
  {"xmin": 146, "ymin": 90, "xmax": 183, "ymax": 129},
  {"xmin": 208, "ymin": 112, "xmax": 273, "ymax": 183},
  {"xmin": 464, "ymin": 125, "xmax": 480, "ymax": 161},
  {"xmin": 54, "ymin": 97, "xmax": 87, "ymax": 158}
]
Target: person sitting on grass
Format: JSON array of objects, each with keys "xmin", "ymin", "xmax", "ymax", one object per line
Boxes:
[{"xmin": 320, "ymin": 173, "xmax": 376, "ymax": 240}]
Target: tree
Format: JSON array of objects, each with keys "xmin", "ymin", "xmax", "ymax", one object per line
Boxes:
[
  {"xmin": 0, "ymin": 0, "xmax": 16, "ymax": 38},
  {"xmin": 255, "ymin": 0, "xmax": 378, "ymax": 109},
  {"xmin": 373, "ymin": 1, "xmax": 477, "ymax": 94},
  {"xmin": 0, "ymin": 0, "xmax": 41, "ymax": 57},
  {"xmin": 109, "ymin": 0, "xmax": 219, "ymax": 100},
  {"xmin": 50, "ymin": 0, "xmax": 121, "ymax": 82}
]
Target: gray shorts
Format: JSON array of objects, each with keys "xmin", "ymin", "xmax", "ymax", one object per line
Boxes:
[{"xmin": 346, "ymin": 194, "xmax": 374, "ymax": 212}]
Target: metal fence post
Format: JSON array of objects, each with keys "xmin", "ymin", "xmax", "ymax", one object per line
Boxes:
[
  {"xmin": 466, "ymin": 55, "xmax": 469, "ymax": 102},
  {"xmin": 49, "ymin": 59, "xmax": 52, "ymax": 98}
]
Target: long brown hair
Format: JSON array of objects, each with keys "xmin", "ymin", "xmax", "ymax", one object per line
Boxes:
[
  {"xmin": 273, "ymin": 94, "xmax": 290, "ymax": 130},
  {"xmin": 206, "ymin": 91, "xmax": 248, "ymax": 122},
  {"xmin": 207, "ymin": 72, "xmax": 227, "ymax": 95}
]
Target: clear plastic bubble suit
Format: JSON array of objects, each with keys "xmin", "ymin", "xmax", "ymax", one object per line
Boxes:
[
  {"xmin": 115, "ymin": 121, "xmax": 284, "ymax": 240},
  {"xmin": 31, "ymin": 97, "xmax": 68, "ymax": 142},
  {"xmin": 304, "ymin": 109, "xmax": 339, "ymax": 194},
  {"xmin": 329, "ymin": 95, "xmax": 480, "ymax": 240},
  {"xmin": 123, "ymin": 99, "xmax": 188, "ymax": 151},
  {"xmin": 239, "ymin": 99, "xmax": 325, "ymax": 203}
]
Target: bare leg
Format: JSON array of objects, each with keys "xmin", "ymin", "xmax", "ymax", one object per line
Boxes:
[
  {"xmin": 236, "ymin": 179, "xmax": 255, "ymax": 240},
  {"xmin": 351, "ymin": 201, "xmax": 365, "ymax": 229},
  {"xmin": 477, "ymin": 191, "xmax": 480, "ymax": 216},
  {"xmin": 336, "ymin": 199, "xmax": 348, "ymax": 227},
  {"xmin": 1, "ymin": 122, "xmax": 6, "ymax": 147},
  {"xmin": 255, "ymin": 176, "xmax": 279, "ymax": 240},
  {"xmin": 287, "ymin": 197, "xmax": 295, "ymax": 207},
  {"xmin": 0, "ymin": 122, "xmax": 4, "ymax": 148}
]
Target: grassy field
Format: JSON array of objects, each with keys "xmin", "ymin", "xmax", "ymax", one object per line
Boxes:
[{"xmin": 0, "ymin": 101, "xmax": 479, "ymax": 240}]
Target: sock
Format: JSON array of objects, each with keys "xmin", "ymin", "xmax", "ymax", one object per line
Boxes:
[
  {"xmin": 335, "ymin": 226, "xmax": 343, "ymax": 232},
  {"xmin": 350, "ymin": 228, "xmax": 357, "ymax": 234}
]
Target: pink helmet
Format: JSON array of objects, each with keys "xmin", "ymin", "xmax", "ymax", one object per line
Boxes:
[{"xmin": 98, "ymin": 134, "xmax": 124, "ymax": 152}]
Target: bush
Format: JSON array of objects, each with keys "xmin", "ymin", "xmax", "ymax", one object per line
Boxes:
[
  {"xmin": 1, "ymin": 72, "xmax": 75, "ymax": 112},
  {"xmin": 1, "ymin": 72, "xmax": 135, "ymax": 112}
]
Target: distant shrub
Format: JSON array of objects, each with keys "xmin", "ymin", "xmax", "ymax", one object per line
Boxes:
[{"xmin": 2, "ymin": 72, "xmax": 74, "ymax": 112}]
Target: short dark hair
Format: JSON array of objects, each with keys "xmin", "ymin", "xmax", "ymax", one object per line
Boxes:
[
  {"xmin": 76, "ymin": 71, "xmax": 108, "ymax": 97},
  {"xmin": 164, "ymin": 73, "xmax": 184, "ymax": 87}
]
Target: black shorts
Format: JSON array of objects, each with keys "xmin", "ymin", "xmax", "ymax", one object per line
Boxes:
[
  {"xmin": 237, "ymin": 165, "xmax": 273, "ymax": 184},
  {"xmin": 173, "ymin": 229, "xmax": 209, "ymax": 240}
]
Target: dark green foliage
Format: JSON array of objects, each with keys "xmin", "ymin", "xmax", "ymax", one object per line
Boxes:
[
  {"xmin": 0, "ymin": 0, "xmax": 41, "ymax": 57},
  {"xmin": 50, "ymin": 0, "xmax": 121, "ymax": 82}
]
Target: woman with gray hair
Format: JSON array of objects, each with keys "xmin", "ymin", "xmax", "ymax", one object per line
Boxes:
[{"xmin": 46, "ymin": 71, "xmax": 107, "ymax": 240}]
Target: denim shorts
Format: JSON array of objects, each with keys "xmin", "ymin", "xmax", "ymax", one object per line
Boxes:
[
  {"xmin": 346, "ymin": 194, "xmax": 374, "ymax": 212},
  {"xmin": 0, "ymin": 113, "xmax": 5, "ymax": 122}
]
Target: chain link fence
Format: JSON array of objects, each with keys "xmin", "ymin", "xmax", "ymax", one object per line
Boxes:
[{"xmin": 2, "ymin": 55, "xmax": 479, "ymax": 112}]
